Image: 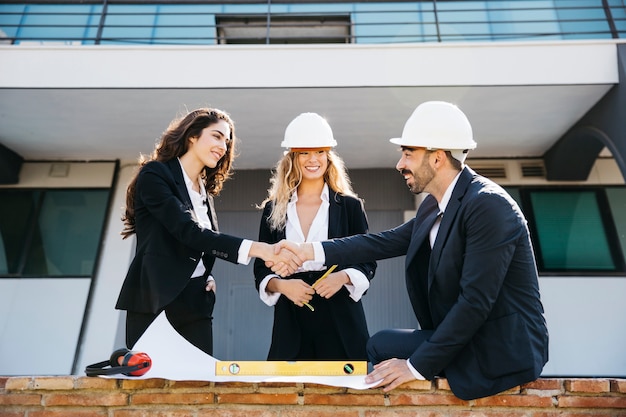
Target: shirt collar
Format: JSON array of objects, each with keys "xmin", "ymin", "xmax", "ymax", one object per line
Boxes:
[
  {"xmin": 438, "ymin": 170, "xmax": 462, "ymax": 214},
  {"xmin": 178, "ymin": 158, "xmax": 206, "ymax": 200}
]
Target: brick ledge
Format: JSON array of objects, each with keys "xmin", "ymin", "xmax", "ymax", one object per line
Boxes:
[{"xmin": 1, "ymin": 376, "xmax": 626, "ymax": 415}]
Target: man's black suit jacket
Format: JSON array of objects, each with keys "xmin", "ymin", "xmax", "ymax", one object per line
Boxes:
[{"xmin": 319, "ymin": 167, "xmax": 549, "ymax": 400}]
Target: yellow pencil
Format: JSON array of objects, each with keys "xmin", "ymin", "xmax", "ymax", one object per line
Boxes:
[
  {"xmin": 302, "ymin": 265, "xmax": 338, "ymax": 312},
  {"xmin": 312, "ymin": 264, "xmax": 338, "ymax": 288}
]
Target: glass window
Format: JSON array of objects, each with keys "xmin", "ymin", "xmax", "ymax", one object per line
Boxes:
[
  {"xmin": 0, "ymin": 189, "xmax": 110, "ymax": 277},
  {"xmin": 216, "ymin": 14, "xmax": 351, "ymax": 44},
  {"xmin": 14, "ymin": 4, "xmax": 100, "ymax": 45},
  {"xmin": 0, "ymin": 190, "xmax": 38, "ymax": 274},
  {"xmin": 0, "ymin": 1, "xmax": 620, "ymax": 44},
  {"xmin": 100, "ymin": 4, "xmax": 157, "ymax": 44},
  {"xmin": 528, "ymin": 189, "xmax": 619, "ymax": 271},
  {"xmin": 606, "ymin": 187, "xmax": 626, "ymax": 264}
]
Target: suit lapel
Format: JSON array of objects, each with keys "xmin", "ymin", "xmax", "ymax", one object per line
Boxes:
[
  {"xmin": 327, "ymin": 191, "xmax": 341, "ymax": 238},
  {"xmin": 206, "ymin": 195, "xmax": 219, "ymax": 231},
  {"xmin": 167, "ymin": 159, "xmax": 193, "ymax": 210},
  {"xmin": 406, "ymin": 194, "xmax": 439, "ymax": 263},
  {"xmin": 428, "ymin": 167, "xmax": 473, "ymax": 288}
]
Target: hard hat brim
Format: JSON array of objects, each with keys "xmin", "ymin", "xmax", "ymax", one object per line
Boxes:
[
  {"xmin": 389, "ymin": 137, "xmax": 477, "ymax": 150},
  {"xmin": 389, "ymin": 137, "xmax": 410, "ymax": 146},
  {"xmin": 281, "ymin": 140, "xmax": 337, "ymax": 149}
]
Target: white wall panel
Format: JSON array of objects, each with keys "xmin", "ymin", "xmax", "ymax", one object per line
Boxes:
[{"xmin": 0, "ymin": 278, "xmax": 90, "ymax": 375}]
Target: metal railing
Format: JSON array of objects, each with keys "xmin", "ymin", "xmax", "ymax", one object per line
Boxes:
[{"xmin": 0, "ymin": 1, "xmax": 624, "ymax": 45}]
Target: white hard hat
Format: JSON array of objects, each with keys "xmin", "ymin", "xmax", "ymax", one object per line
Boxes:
[
  {"xmin": 281, "ymin": 112, "xmax": 337, "ymax": 149},
  {"xmin": 390, "ymin": 101, "xmax": 477, "ymax": 163}
]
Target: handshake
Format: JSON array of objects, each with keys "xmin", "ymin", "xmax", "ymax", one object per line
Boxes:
[{"xmin": 251, "ymin": 240, "xmax": 315, "ymax": 277}]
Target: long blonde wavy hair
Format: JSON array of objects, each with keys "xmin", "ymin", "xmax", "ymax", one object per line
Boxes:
[{"xmin": 260, "ymin": 149, "xmax": 357, "ymax": 231}]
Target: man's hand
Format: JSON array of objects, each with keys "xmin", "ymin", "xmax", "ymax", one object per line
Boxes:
[
  {"xmin": 205, "ymin": 279, "xmax": 216, "ymax": 293},
  {"xmin": 274, "ymin": 240, "xmax": 314, "ymax": 262},
  {"xmin": 270, "ymin": 246, "xmax": 303, "ymax": 276},
  {"xmin": 265, "ymin": 240, "xmax": 311, "ymax": 276},
  {"xmin": 364, "ymin": 359, "xmax": 417, "ymax": 392},
  {"xmin": 250, "ymin": 242, "xmax": 303, "ymax": 276}
]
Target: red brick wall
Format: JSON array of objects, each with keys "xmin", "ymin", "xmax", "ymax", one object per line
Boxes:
[{"xmin": 1, "ymin": 376, "xmax": 626, "ymax": 416}]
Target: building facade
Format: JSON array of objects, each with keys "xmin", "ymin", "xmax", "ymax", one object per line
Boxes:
[{"xmin": 1, "ymin": 0, "xmax": 625, "ymax": 379}]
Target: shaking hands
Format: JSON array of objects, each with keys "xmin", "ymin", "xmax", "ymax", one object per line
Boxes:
[
  {"xmin": 250, "ymin": 240, "xmax": 315, "ymax": 277},
  {"xmin": 249, "ymin": 241, "xmax": 306, "ymax": 277},
  {"xmin": 267, "ymin": 240, "xmax": 316, "ymax": 275}
]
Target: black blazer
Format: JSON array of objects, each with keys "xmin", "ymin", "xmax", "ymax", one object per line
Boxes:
[
  {"xmin": 319, "ymin": 167, "xmax": 549, "ymax": 400},
  {"xmin": 116, "ymin": 159, "xmax": 243, "ymax": 314},
  {"xmin": 254, "ymin": 191, "xmax": 377, "ymax": 360}
]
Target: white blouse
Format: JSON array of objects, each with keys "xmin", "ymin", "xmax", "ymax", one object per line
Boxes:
[
  {"xmin": 259, "ymin": 183, "xmax": 369, "ymax": 306},
  {"xmin": 178, "ymin": 159, "xmax": 253, "ymax": 281}
]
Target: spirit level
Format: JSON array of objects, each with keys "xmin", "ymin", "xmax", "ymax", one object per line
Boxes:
[{"xmin": 215, "ymin": 361, "xmax": 367, "ymax": 376}]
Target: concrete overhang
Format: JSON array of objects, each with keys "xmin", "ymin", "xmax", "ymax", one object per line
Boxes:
[{"xmin": 0, "ymin": 40, "xmax": 621, "ymax": 169}]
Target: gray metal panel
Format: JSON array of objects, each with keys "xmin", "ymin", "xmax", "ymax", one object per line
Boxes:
[
  {"xmin": 214, "ymin": 170, "xmax": 272, "ymax": 212},
  {"xmin": 362, "ymin": 211, "xmax": 418, "ymax": 335},
  {"xmin": 349, "ymin": 168, "xmax": 415, "ymax": 211},
  {"xmin": 210, "ymin": 210, "xmax": 272, "ymax": 360}
]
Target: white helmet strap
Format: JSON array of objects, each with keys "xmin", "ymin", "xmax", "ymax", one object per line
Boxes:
[
  {"xmin": 425, "ymin": 148, "xmax": 469, "ymax": 164},
  {"xmin": 450, "ymin": 149, "xmax": 469, "ymax": 164}
]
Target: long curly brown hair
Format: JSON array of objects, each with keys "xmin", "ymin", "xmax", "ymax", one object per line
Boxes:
[{"xmin": 121, "ymin": 108, "xmax": 237, "ymax": 239}]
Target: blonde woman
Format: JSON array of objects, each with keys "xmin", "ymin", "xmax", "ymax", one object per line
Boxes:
[{"xmin": 254, "ymin": 113, "xmax": 376, "ymax": 360}]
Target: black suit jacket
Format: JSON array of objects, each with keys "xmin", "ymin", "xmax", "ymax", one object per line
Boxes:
[
  {"xmin": 320, "ymin": 167, "xmax": 549, "ymax": 400},
  {"xmin": 116, "ymin": 159, "xmax": 243, "ymax": 314},
  {"xmin": 254, "ymin": 191, "xmax": 377, "ymax": 360}
]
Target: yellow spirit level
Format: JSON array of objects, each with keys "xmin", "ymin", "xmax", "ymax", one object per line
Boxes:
[{"xmin": 215, "ymin": 361, "xmax": 367, "ymax": 376}]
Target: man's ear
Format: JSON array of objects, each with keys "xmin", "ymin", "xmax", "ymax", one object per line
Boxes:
[{"xmin": 432, "ymin": 149, "xmax": 446, "ymax": 167}]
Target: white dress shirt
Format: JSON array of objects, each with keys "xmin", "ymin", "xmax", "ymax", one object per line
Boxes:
[{"xmin": 178, "ymin": 159, "xmax": 253, "ymax": 283}]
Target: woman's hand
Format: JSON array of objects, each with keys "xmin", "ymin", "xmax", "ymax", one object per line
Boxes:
[
  {"xmin": 314, "ymin": 271, "xmax": 349, "ymax": 299},
  {"xmin": 264, "ymin": 240, "xmax": 316, "ymax": 276},
  {"xmin": 250, "ymin": 242, "xmax": 303, "ymax": 276},
  {"xmin": 268, "ymin": 277, "xmax": 314, "ymax": 307},
  {"xmin": 205, "ymin": 277, "xmax": 216, "ymax": 293},
  {"xmin": 273, "ymin": 240, "xmax": 314, "ymax": 262}
]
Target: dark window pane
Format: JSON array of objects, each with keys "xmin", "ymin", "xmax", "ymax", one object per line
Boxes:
[
  {"xmin": 530, "ymin": 190, "xmax": 615, "ymax": 271},
  {"xmin": 504, "ymin": 187, "xmax": 521, "ymax": 207},
  {"xmin": 606, "ymin": 188, "xmax": 626, "ymax": 264},
  {"xmin": 22, "ymin": 190, "xmax": 109, "ymax": 276},
  {"xmin": 0, "ymin": 190, "xmax": 40, "ymax": 274}
]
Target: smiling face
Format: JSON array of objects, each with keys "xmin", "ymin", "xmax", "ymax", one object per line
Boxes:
[
  {"xmin": 296, "ymin": 149, "xmax": 329, "ymax": 183},
  {"xmin": 396, "ymin": 147, "xmax": 435, "ymax": 194},
  {"xmin": 187, "ymin": 120, "xmax": 231, "ymax": 169}
]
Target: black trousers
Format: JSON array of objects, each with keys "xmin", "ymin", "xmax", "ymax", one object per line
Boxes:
[
  {"xmin": 288, "ymin": 271, "xmax": 348, "ymax": 360},
  {"xmin": 366, "ymin": 328, "xmax": 435, "ymax": 365},
  {"xmin": 125, "ymin": 276, "xmax": 216, "ymax": 355}
]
